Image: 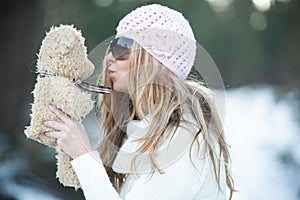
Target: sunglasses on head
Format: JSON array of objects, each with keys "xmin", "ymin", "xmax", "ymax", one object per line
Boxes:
[{"xmin": 109, "ymin": 37, "xmax": 134, "ymax": 60}]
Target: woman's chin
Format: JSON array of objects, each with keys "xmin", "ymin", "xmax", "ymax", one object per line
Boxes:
[{"xmin": 113, "ymin": 85, "xmax": 128, "ymax": 93}]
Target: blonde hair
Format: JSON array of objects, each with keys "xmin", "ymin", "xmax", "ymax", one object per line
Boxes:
[{"xmin": 97, "ymin": 42, "xmax": 236, "ymax": 198}]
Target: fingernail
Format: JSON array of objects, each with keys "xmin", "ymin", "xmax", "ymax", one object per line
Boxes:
[
  {"xmin": 43, "ymin": 121, "xmax": 48, "ymax": 125},
  {"xmin": 49, "ymin": 105, "xmax": 54, "ymax": 110}
]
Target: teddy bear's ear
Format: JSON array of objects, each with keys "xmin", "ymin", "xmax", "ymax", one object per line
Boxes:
[
  {"xmin": 43, "ymin": 25, "xmax": 77, "ymax": 56},
  {"xmin": 57, "ymin": 28, "xmax": 76, "ymax": 55}
]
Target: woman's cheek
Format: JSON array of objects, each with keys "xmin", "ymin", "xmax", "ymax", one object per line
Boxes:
[{"xmin": 114, "ymin": 75, "xmax": 129, "ymax": 93}]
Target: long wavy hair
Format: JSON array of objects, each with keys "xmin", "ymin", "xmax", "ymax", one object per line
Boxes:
[{"xmin": 97, "ymin": 41, "xmax": 236, "ymax": 199}]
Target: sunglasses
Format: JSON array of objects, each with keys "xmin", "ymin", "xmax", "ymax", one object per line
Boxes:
[{"xmin": 109, "ymin": 37, "xmax": 134, "ymax": 60}]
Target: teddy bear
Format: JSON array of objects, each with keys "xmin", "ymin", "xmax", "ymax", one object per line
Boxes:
[{"xmin": 24, "ymin": 24, "xmax": 95, "ymax": 189}]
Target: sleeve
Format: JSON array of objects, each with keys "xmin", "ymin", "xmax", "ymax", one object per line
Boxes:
[
  {"xmin": 71, "ymin": 151, "xmax": 121, "ymax": 200},
  {"xmin": 71, "ymin": 148, "xmax": 227, "ymax": 200}
]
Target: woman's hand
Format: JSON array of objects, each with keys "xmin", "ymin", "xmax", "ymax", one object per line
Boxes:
[{"xmin": 44, "ymin": 105, "xmax": 92, "ymax": 159}]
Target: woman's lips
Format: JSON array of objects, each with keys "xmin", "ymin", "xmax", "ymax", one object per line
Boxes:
[
  {"xmin": 108, "ymin": 69, "xmax": 115, "ymax": 79},
  {"xmin": 108, "ymin": 69, "xmax": 114, "ymax": 74}
]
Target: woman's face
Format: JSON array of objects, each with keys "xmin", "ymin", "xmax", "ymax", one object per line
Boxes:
[
  {"xmin": 106, "ymin": 37, "xmax": 134, "ymax": 93},
  {"xmin": 106, "ymin": 51, "xmax": 130, "ymax": 93}
]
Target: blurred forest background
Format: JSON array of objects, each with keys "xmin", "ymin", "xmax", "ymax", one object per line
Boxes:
[{"xmin": 0, "ymin": 0, "xmax": 299, "ymax": 199}]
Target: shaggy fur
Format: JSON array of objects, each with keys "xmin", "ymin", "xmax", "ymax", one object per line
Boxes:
[{"xmin": 25, "ymin": 24, "xmax": 94, "ymax": 188}]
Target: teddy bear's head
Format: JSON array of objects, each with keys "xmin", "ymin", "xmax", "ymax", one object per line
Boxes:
[{"xmin": 37, "ymin": 25, "xmax": 94, "ymax": 80}]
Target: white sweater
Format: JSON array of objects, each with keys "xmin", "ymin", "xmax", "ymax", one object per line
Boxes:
[{"xmin": 71, "ymin": 114, "xmax": 227, "ymax": 200}]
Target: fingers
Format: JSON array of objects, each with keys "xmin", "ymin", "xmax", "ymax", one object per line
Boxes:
[
  {"xmin": 44, "ymin": 131, "xmax": 66, "ymax": 148},
  {"xmin": 45, "ymin": 131, "xmax": 62, "ymax": 139},
  {"xmin": 49, "ymin": 105, "xmax": 72, "ymax": 124},
  {"xmin": 44, "ymin": 120, "xmax": 67, "ymax": 132}
]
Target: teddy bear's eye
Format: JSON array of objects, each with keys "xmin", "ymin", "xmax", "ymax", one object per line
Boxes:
[{"xmin": 49, "ymin": 55, "xmax": 53, "ymax": 59}]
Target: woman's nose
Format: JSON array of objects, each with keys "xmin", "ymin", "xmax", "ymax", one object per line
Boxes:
[{"xmin": 106, "ymin": 51, "xmax": 116, "ymax": 63}]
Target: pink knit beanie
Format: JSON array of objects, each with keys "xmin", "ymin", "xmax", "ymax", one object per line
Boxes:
[{"xmin": 116, "ymin": 4, "xmax": 196, "ymax": 80}]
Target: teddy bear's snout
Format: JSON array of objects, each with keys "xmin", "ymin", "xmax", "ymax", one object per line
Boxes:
[{"xmin": 79, "ymin": 59, "xmax": 95, "ymax": 80}]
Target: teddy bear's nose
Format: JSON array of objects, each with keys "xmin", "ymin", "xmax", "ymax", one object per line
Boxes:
[{"xmin": 79, "ymin": 59, "xmax": 95, "ymax": 80}]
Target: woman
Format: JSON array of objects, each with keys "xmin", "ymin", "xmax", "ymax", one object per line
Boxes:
[{"xmin": 44, "ymin": 4, "xmax": 236, "ymax": 200}]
